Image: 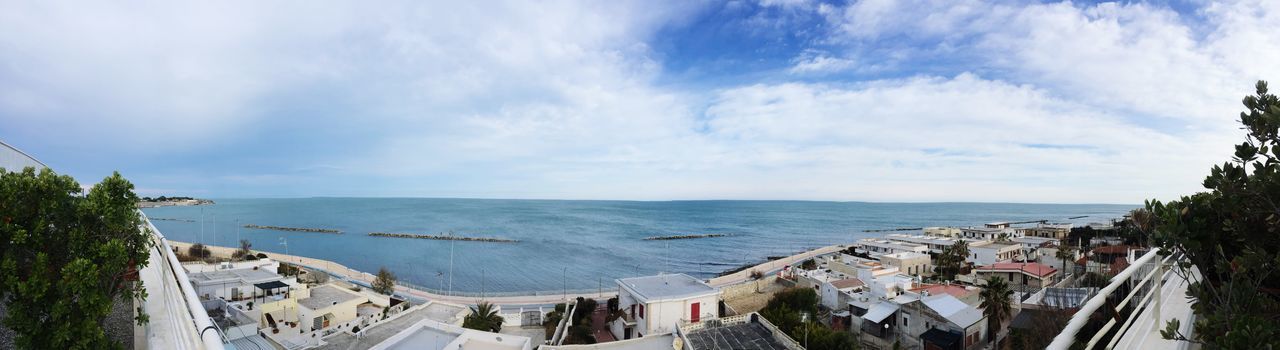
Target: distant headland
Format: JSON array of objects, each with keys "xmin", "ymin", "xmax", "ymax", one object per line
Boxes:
[{"xmin": 137, "ymin": 196, "xmax": 214, "ymax": 208}]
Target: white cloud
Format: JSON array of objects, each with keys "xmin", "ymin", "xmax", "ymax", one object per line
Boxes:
[
  {"xmin": 788, "ymin": 51, "xmax": 858, "ymax": 73},
  {"xmin": 820, "ymin": 0, "xmax": 1279, "ymax": 124},
  {"xmin": 0, "ymin": 0, "xmax": 1270, "ymax": 203}
]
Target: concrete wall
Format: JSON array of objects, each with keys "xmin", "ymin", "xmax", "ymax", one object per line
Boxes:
[{"xmin": 720, "ymin": 275, "xmax": 778, "ymax": 300}]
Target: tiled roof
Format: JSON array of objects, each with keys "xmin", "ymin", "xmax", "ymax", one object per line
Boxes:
[{"xmin": 976, "ymin": 262, "xmax": 1058, "ymax": 278}]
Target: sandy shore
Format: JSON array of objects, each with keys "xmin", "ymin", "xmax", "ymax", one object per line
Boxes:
[{"xmin": 167, "ymin": 240, "xmax": 842, "ymax": 306}]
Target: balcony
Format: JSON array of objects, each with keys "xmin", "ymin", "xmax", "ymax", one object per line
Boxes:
[{"xmin": 1048, "ymin": 249, "xmax": 1200, "ymax": 350}]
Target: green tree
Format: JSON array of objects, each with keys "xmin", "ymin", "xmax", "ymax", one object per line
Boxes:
[
  {"xmin": 232, "ymin": 239, "xmax": 252, "ymax": 260},
  {"xmin": 463, "ymin": 301, "xmax": 505, "ymax": 332},
  {"xmin": 980, "ymin": 277, "xmax": 1013, "ymax": 346},
  {"xmin": 0, "ymin": 168, "xmax": 150, "ymax": 350},
  {"xmin": 372, "ymin": 266, "xmax": 397, "ymax": 295},
  {"xmin": 938, "ymin": 240, "xmax": 971, "ymax": 280},
  {"xmin": 187, "ymin": 243, "xmax": 211, "ymax": 259},
  {"xmin": 1055, "ymin": 245, "xmax": 1076, "ymax": 277},
  {"xmin": 1148, "ymin": 81, "xmax": 1280, "ymax": 348}
]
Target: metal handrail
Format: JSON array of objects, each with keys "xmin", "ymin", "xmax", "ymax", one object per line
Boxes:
[
  {"xmin": 1047, "ymin": 249, "xmax": 1167, "ymax": 349},
  {"xmin": 143, "ymin": 212, "xmax": 227, "ymax": 349}
]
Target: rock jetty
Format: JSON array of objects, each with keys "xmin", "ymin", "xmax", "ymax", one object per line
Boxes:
[
  {"xmin": 368, "ymin": 232, "xmax": 519, "ymax": 243},
  {"xmin": 244, "ymin": 224, "xmax": 342, "ymax": 234},
  {"xmin": 643, "ymin": 233, "xmax": 728, "ymax": 241}
]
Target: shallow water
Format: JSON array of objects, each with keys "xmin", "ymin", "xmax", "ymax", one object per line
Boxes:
[{"xmin": 143, "ymin": 198, "xmax": 1132, "ymax": 293}]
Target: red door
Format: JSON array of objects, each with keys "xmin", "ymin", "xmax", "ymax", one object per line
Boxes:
[{"xmin": 691, "ymin": 302, "xmax": 701, "ymax": 323}]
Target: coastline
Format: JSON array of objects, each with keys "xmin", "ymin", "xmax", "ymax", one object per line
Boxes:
[{"xmin": 166, "ymin": 239, "xmax": 841, "ymax": 305}]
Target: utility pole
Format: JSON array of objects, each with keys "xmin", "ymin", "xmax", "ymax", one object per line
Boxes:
[
  {"xmin": 562, "ymin": 267, "xmax": 567, "ymax": 301},
  {"xmin": 200, "ymin": 207, "xmax": 205, "ymax": 245},
  {"xmin": 449, "ymin": 239, "xmax": 454, "ymax": 297}
]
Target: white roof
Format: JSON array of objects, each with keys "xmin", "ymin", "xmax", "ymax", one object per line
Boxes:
[
  {"xmin": 922, "ymin": 294, "xmax": 983, "ymax": 327},
  {"xmin": 617, "ymin": 274, "xmax": 718, "ymax": 302},
  {"xmin": 862, "ymin": 302, "xmax": 899, "ymax": 323},
  {"xmin": 188, "ymin": 267, "xmax": 283, "ymax": 286}
]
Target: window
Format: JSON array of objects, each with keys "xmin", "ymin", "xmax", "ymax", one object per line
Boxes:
[
  {"xmin": 902, "ymin": 314, "xmax": 909, "ymax": 327},
  {"xmin": 639, "ymin": 304, "xmax": 645, "ymax": 318}
]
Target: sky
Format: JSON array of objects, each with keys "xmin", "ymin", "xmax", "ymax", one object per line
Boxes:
[{"xmin": 1, "ymin": 0, "xmax": 1278, "ymax": 204}]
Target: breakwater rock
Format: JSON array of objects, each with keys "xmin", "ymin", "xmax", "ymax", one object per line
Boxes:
[
  {"xmin": 368, "ymin": 232, "xmax": 520, "ymax": 243},
  {"xmin": 244, "ymin": 224, "xmax": 342, "ymax": 234},
  {"xmin": 643, "ymin": 233, "xmax": 727, "ymax": 241}
]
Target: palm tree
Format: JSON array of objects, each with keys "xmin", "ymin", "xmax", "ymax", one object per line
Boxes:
[
  {"xmin": 463, "ymin": 301, "xmax": 505, "ymax": 332},
  {"xmin": 1055, "ymin": 245, "xmax": 1076, "ymax": 277},
  {"xmin": 980, "ymin": 277, "xmax": 1014, "ymax": 348}
]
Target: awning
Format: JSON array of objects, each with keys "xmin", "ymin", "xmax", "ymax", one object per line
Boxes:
[
  {"xmin": 862, "ymin": 302, "xmax": 899, "ymax": 323},
  {"xmin": 254, "ymin": 280, "xmax": 289, "ymax": 290}
]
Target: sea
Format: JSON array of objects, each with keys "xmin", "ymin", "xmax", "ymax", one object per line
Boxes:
[{"xmin": 141, "ymin": 198, "xmax": 1134, "ymax": 294}]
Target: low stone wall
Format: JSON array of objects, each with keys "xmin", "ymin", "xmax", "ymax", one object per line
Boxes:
[{"xmin": 720, "ymin": 275, "xmax": 780, "ymax": 300}]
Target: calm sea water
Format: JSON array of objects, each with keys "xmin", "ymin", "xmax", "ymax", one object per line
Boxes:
[{"xmin": 142, "ymin": 198, "xmax": 1133, "ymax": 293}]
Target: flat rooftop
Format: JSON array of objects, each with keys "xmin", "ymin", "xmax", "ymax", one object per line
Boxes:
[
  {"xmin": 188, "ymin": 267, "xmax": 282, "ymax": 285},
  {"xmin": 299, "ymin": 284, "xmax": 364, "ymax": 310},
  {"xmin": 617, "ymin": 274, "xmax": 717, "ymax": 302},
  {"xmin": 685, "ymin": 322, "xmax": 787, "ymax": 350}
]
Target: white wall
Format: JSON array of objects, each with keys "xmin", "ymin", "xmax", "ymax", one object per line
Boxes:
[{"xmin": 641, "ymin": 294, "xmax": 719, "ymax": 336}]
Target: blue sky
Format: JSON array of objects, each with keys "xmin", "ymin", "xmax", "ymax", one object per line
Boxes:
[{"xmin": 2, "ymin": 0, "xmax": 1277, "ymax": 203}]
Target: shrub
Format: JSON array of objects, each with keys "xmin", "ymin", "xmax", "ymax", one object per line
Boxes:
[{"xmin": 188, "ymin": 243, "xmax": 212, "ymax": 259}]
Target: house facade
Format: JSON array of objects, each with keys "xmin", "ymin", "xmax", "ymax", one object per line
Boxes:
[
  {"xmin": 974, "ymin": 262, "xmax": 1059, "ymax": 290},
  {"xmin": 612, "ymin": 273, "xmax": 720, "ymax": 339},
  {"xmin": 881, "ymin": 251, "xmax": 933, "ymax": 277}
]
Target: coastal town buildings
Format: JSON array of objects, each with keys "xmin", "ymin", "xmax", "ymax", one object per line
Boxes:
[
  {"xmin": 1036, "ymin": 243, "xmax": 1079, "ymax": 274},
  {"xmin": 187, "ymin": 260, "xmax": 295, "ymax": 301},
  {"xmin": 974, "ymin": 262, "xmax": 1059, "ymax": 290},
  {"xmin": 967, "ymin": 241, "xmax": 1023, "ymax": 265},
  {"xmin": 880, "ymin": 251, "xmax": 932, "ymax": 277},
  {"xmin": 896, "ymin": 293, "xmax": 988, "ymax": 350},
  {"xmin": 884, "ymin": 234, "xmax": 974, "ymax": 255},
  {"xmin": 923, "ymin": 227, "xmax": 963, "ymax": 238},
  {"xmin": 958, "ymin": 226, "xmax": 1016, "ymax": 241},
  {"xmin": 1016, "ymin": 223, "xmax": 1073, "ymax": 239},
  {"xmin": 612, "ymin": 273, "xmax": 721, "ymax": 340},
  {"xmin": 855, "ymin": 238, "xmax": 931, "ymax": 257}
]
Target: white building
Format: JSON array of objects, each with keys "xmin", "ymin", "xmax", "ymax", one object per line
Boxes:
[
  {"xmin": 881, "ymin": 251, "xmax": 933, "ymax": 277},
  {"xmin": 968, "ymin": 241, "xmax": 1022, "ymax": 265},
  {"xmin": 187, "ymin": 262, "xmax": 294, "ymax": 302},
  {"xmin": 613, "ymin": 273, "xmax": 720, "ymax": 340},
  {"xmin": 958, "ymin": 227, "xmax": 1017, "ymax": 241},
  {"xmin": 370, "ymin": 318, "xmax": 533, "ymax": 350},
  {"xmin": 884, "ymin": 234, "xmax": 978, "ymax": 255},
  {"xmin": 297, "ymin": 284, "xmax": 369, "ymax": 333},
  {"xmin": 856, "ymin": 238, "xmax": 930, "ymax": 257},
  {"xmin": 923, "ymin": 227, "xmax": 962, "ymax": 238}
]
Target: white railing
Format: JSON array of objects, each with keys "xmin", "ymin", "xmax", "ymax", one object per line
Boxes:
[
  {"xmin": 140, "ymin": 212, "xmax": 227, "ymax": 350},
  {"xmin": 1047, "ymin": 249, "xmax": 1176, "ymax": 349}
]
